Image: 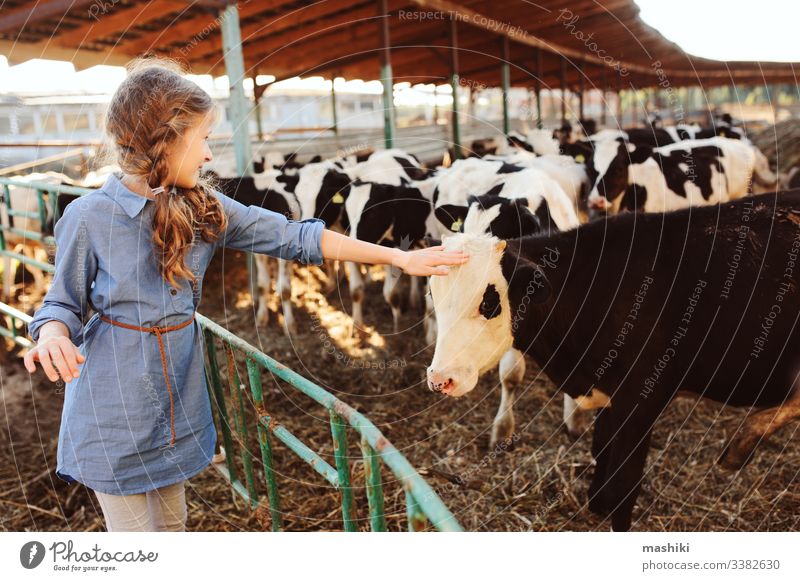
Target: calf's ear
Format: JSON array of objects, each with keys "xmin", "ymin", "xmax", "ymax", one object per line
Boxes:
[{"xmin": 435, "ymin": 204, "xmax": 469, "ymax": 232}]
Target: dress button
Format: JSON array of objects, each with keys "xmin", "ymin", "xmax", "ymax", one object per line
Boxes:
[{"xmin": 170, "ymin": 289, "xmax": 177, "ymax": 295}]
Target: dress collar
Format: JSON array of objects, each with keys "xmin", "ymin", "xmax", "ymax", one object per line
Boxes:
[{"xmin": 103, "ymin": 172, "xmax": 152, "ymax": 219}]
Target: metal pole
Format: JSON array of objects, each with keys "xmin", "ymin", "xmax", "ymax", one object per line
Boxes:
[
  {"xmin": 578, "ymin": 58, "xmax": 585, "ymax": 120},
  {"xmin": 220, "ymin": 2, "xmax": 256, "ymax": 297},
  {"xmin": 330, "ymin": 76, "xmax": 339, "ymax": 136},
  {"xmin": 252, "ymin": 73, "xmax": 264, "ymax": 142},
  {"xmin": 535, "ymin": 47, "xmax": 542, "ymax": 129},
  {"xmin": 560, "ymin": 57, "xmax": 567, "ymax": 124},
  {"xmin": 221, "ymin": 2, "xmax": 253, "ymax": 177},
  {"xmin": 682, "ymin": 85, "xmax": 691, "ymax": 122},
  {"xmin": 378, "ymin": 0, "xmax": 395, "ymax": 148},
  {"xmin": 253, "ymin": 94, "xmax": 263, "ymax": 142},
  {"xmin": 501, "ymin": 36, "xmax": 510, "ymax": 135},
  {"xmin": 600, "ymin": 66, "xmax": 607, "ymax": 126},
  {"xmin": 617, "ymin": 87, "xmax": 623, "ymax": 128},
  {"xmin": 433, "ymin": 84, "xmax": 439, "ymax": 124},
  {"xmin": 450, "ymin": 18, "xmax": 461, "ymax": 159}
]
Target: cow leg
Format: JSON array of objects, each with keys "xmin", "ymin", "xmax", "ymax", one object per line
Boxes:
[
  {"xmin": 587, "ymin": 406, "xmax": 615, "ymax": 517},
  {"xmin": 277, "ymin": 259, "xmax": 295, "ymax": 335},
  {"xmin": 254, "ymin": 254, "xmax": 272, "ymax": 327},
  {"xmin": 607, "ymin": 426, "xmax": 653, "ymax": 532},
  {"xmin": 345, "ymin": 260, "xmax": 365, "ymax": 334},
  {"xmin": 383, "ymin": 265, "xmax": 403, "ymax": 333},
  {"xmin": 490, "ymin": 348, "xmax": 525, "ymax": 449},
  {"xmin": 589, "ymin": 405, "xmax": 655, "ymax": 531},
  {"xmin": 719, "ymin": 388, "xmax": 800, "ymax": 470},
  {"xmin": 408, "ymin": 275, "xmax": 422, "ymax": 312},
  {"xmin": 362, "ymin": 263, "xmax": 373, "ymax": 284},
  {"xmin": 563, "ymin": 395, "xmax": 592, "ymax": 439}
]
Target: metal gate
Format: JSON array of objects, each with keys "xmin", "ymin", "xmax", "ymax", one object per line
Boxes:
[{"xmin": 0, "ymin": 176, "xmax": 463, "ymax": 531}]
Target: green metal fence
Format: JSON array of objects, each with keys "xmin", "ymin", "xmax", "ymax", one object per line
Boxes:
[
  {"xmin": 0, "ymin": 176, "xmax": 90, "ymax": 276},
  {"xmin": 0, "ymin": 176, "xmax": 463, "ymax": 532}
]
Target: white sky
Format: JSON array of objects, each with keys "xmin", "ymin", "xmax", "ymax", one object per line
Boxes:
[
  {"xmin": 636, "ymin": 0, "xmax": 800, "ymax": 62},
  {"xmin": 0, "ymin": 1, "xmax": 797, "ymax": 96}
]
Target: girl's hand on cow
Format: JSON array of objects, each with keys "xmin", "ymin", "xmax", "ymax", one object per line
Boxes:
[
  {"xmin": 23, "ymin": 322, "xmax": 85, "ymax": 383},
  {"xmin": 391, "ymin": 246, "xmax": 470, "ymax": 276}
]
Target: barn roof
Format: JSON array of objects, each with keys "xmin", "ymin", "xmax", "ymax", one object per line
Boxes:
[{"xmin": 0, "ymin": 0, "xmax": 796, "ymax": 90}]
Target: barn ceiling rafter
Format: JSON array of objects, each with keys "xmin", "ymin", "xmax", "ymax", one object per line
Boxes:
[{"xmin": 0, "ymin": 0, "xmax": 796, "ymax": 90}]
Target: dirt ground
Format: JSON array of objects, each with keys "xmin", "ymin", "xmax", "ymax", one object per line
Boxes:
[{"xmin": 2, "ymin": 248, "xmax": 799, "ymax": 532}]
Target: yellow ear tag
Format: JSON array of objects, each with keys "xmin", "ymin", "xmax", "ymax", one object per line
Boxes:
[
  {"xmin": 575, "ymin": 154, "xmax": 585, "ymax": 163},
  {"xmin": 720, "ymin": 131, "xmax": 727, "ymax": 137},
  {"xmin": 451, "ymin": 218, "xmax": 463, "ymax": 232},
  {"xmin": 332, "ymin": 192, "xmax": 344, "ymax": 204}
]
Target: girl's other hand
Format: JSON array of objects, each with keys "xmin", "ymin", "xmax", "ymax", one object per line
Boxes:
[
  {"xmin": 23, "ymin": 336, "xmax": 85, "ymax": 383},
  {"xmin": 391, "ymin": 246, "xmax": 470, "ymax": 277}
]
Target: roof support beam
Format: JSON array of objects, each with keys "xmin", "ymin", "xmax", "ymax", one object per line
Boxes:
[
  {"xmin": 119, "ymin": 0, "xmax": 277, "ymax": 58},
  {"xmin": 378, "ymin": 0, "xmax": 395, "ymax": 149},
  {"xmin": 578, "ymin": 58, "xmax": 585, "ymax": 120},
  {"xmin": 449, "ymin": 17, "xmax": 461, "ymax": 160},
  {"xmin": 560, "ymin": 56, "xmax": 567, "ymax": 124},
  {"xmin": 220, "ymin": 1, "xmax": 252, "ymax": 177},
  {"xmin": 535, "ymin": 46, "xmax": 543, "ymax": 128},
  {"xmin": 406, "ymin": 0, "xmax": 657, "ymax": 76},
  {"xmin": 0, "ymin": 0, "xmax": 94, "ymax": 34},
  {"xmin": 191, "ymin": 0, "xmax": 378, "ymax": 62},
  {"xmin": 53, "ymin": 0, "xmax": 188, "ymax": 47},
  {"xmin": 501, "ymin": 36, "xmax": 510, "ymax": 135}
]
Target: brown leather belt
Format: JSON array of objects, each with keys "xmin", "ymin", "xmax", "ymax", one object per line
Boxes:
[{"xmin": 99, "ymin": 312, "xmax": 196, "ymax": 446}]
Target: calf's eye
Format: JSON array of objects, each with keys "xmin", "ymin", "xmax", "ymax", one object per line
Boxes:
[{"xmin": 479, "ymin": 284, "xmax": 502, "ymax": 319}]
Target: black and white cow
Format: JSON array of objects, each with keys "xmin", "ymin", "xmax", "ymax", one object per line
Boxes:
[
  {"xmin": 586, "ymin": 136, "xmax": 769, "ymax": 213},
  {"xmin": 343, "ymin": 148, "xmax": 432, "ymax": 185},
  {"xmin": 344, "ymin": 178, "xmax": 438, "ymax": 332},
  {"xmin": 427, "ymin": 191, "xmax": 800, "ymax": 530},
  {"xmin": 279, "ymin": 151, "xmax": 434, "ymax": 329},
  {"xmin": 589, "ymin": 127, "xmax": 676, "ymax": 147},
  {"xmin": 431, "ymin": 157, "xmax": 536, "ymax": 235},
  {"xmin": 212, "ymin": 172, "xmax": 302, "ymax": 333},
  {"xmin": 461, "ymin": 167, "xmax": 579, "ymax": 238},
  {"xmin": 428, "ymin": 157, "xmax": 590, "ymax": 438},
  {"xmin": 483, "ymin": 151, "xmax": 591, "ymax": 221},
  {"xmin": 458, "ymin": 167, "xmax": 588, "ymax": 444}
]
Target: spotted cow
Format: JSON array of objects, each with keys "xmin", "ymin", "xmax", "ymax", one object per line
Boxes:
[{"xmin": 427, "ymin": 191, "xmax": 800, "ymax": 530}]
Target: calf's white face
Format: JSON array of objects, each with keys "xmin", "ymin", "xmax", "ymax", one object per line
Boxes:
[{"xmin": 427, "ymin": 234, "xmax": 514, "ymax": 397}]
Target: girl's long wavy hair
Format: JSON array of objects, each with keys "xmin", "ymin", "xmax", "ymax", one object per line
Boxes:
[{"xmin": 103, "ymin": 56, "xmax": 227, "ymax": 290}]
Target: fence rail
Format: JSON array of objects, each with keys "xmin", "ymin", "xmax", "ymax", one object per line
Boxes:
[
  {"xmin": 0, "ymin": 176, "xmax": 463, "ymax": 532},
  {"xmin": 0, "ymin": 176, "xmax": 93, "ymax": 275}
]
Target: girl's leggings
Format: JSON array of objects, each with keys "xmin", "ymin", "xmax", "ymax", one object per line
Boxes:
[{"xmin": 93, "ymin": 480, "xmax": 187, "ymax": 532}]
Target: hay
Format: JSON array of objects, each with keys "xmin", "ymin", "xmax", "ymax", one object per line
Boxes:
[{"xmin": 2, "ymin": 248, "xmax": 799, "ymax": 531}]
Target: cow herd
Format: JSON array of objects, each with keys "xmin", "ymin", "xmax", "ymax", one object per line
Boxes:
[{"xmin": 6, "ymin": 114, "xmax": 799, "ymax": 531}]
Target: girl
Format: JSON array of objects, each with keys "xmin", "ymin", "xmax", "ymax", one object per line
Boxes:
[{"xmin": 22, "ymin": 57, "xmax": 468, "ymax": 532}]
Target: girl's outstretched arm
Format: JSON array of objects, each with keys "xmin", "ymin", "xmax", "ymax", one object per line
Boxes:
[{"xmin": 320, "ymin": 229, "xmax": 469, "ymax": 277}]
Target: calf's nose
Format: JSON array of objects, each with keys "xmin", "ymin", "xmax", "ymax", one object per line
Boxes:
[{"xmin": 427, "ymin": 369, "xmax": 455, "ymax": 394}]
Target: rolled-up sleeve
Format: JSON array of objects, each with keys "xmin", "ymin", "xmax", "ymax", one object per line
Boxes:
[
  {"xmin": 27, "ymin": 200, "xmax": 98, "ymax": 345},
  {"xmin": 215, "ymin": 191, "xmax": 326, "ymax": 265}
]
